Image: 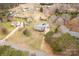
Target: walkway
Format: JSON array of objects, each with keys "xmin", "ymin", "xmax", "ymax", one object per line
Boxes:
[{"xmin": 0, "ymin": 26, "xmax": 21, "ymax": 44}]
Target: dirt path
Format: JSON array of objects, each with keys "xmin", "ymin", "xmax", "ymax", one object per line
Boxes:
[{"xmin": 41, "ymin": 38, "xmax": 54, "ymax": 56}]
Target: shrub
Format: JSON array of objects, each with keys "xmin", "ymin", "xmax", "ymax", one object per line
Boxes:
[
  {"xmin": 23, "ymin": 29, "xmax": 31, "ymax": 37},
  {"xmin": 55, "ymin": 11, "xmax": 79, "ymax": 19},
  {"xmin": 40, "ymin": 3, "xmax": 53, "ymax": 5},
  {"xmin": 0, "ymin": 27, "xmax": 8, "ymax": 35},
  {"xmin": 44, "ymin": 31, "xmax": 54, "ymax": 41}
]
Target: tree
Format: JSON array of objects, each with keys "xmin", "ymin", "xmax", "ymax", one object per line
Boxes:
[{"xmin": 45, "ymin": 33, "xmax": 79, "ymax": 55}]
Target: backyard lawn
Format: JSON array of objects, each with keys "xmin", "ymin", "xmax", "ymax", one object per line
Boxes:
[{"xmin": 6, "ymin": 25, "xmax": 44, "ymax": 51}]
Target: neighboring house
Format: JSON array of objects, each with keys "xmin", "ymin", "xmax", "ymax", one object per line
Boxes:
[
  {"xmin": 33, "ymin": 23, "xmax": 49, "ymax": 32},
  {"xmin": 59, "ymin": 25, "xmax": 79, "ymax": 38}
]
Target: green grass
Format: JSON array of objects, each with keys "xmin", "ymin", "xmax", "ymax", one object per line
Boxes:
[
  {"xmin": 0, "ymin": 22, "xmax": 14, "ymax": 31},
  {"xmin": 0, "ymin": 45, "xmax": 29, "ymax": 56},
  {"xmin": 0, "ymin": 33, "xmax": 6, "ymax": 39}
]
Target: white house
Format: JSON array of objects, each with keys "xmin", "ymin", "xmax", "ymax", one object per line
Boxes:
[{"xmin": 33, "ymin": 23, "xmax": 49, "ymax": 32}]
